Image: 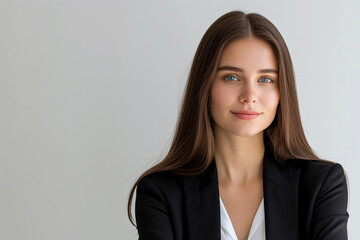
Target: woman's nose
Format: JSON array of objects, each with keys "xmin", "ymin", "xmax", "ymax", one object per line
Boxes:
[{"xmin": 238, "ymin": 83, "xmax": 257, "ymax": 103}]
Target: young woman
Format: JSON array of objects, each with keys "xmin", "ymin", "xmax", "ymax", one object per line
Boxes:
[{"xmin": 127, "ymin": 11, "xmax": 349, "ymax": 240}]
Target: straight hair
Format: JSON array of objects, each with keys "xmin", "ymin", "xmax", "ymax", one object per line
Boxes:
[{"xmin": 127, "ymin": 11, "xmax": 325, "ymax": 227}]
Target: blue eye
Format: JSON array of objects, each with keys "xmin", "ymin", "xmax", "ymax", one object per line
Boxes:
[
  {"xmin": 225, "ymin": 75, "xmax": 239, "ymax": 81},
  {"xmin": 259, "ymin": 77, "xmax": 273, "ymax": 83}
]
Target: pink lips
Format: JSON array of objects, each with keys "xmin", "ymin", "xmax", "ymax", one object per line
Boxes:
[{"xmin": 232, "ymin": 110, "xmax": 261, "ymax": 120}]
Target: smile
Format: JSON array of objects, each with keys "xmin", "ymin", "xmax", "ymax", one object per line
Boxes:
[{"xmin": 232, "ymin": 112, "xmax": 261, "ymax": 120}]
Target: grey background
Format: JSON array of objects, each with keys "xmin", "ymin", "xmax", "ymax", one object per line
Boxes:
[{"xmin": 1, "ymin": 0, "xmax": 359, "ymax": 239}]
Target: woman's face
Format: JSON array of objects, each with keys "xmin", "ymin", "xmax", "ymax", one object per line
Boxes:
[{"xmin": 210, "ymin": 37, "xmax": 280, "ymax": 138}]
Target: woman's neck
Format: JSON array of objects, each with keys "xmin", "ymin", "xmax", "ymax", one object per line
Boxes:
[{"xmin": 214, "ymin": 129, "xmax": 265, "ymax": 186}]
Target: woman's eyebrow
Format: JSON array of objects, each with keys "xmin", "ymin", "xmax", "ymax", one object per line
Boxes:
[{"xmin": 217, "ymin": 66, "xmax": 278, "ymax": 74}]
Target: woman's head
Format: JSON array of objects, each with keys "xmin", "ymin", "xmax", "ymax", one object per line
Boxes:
[{"xmin": 177, "ymin": 10, "xmax": 313, "ymax": 168}]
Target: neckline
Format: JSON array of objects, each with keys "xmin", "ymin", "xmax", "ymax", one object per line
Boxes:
[{"xmin": 219, "ymin": 196, "xmax": 264, "ymax": 240}]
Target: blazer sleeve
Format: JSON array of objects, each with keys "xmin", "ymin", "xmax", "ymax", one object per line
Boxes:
[
  {"xmin": 135, "ymin": 175, "xmax": 174, "ymax": 240},
  {"xmin": 312, "ymin": 163, "xmax": 349, "ymax": 240}
]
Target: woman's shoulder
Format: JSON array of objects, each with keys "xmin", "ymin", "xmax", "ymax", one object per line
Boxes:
[
  {"xmin": 136, "ymin": 163, "xmax": 216, "ymax": 198},
  {"xmin": 139, "ymin": 169, "xmax": 198, "ymax": 183},
  {"xmin": 138, "ymin": 170, "xmax": 179, "ymax": 188},
  {"xmin": 284, "ymin": 158, "xmax": 347, "ymax": 190},
  {"xmin": 285, "ymin": 158, "xmax": 345, "ymax": 173},
  {"xmin": 139, "ymin": 160, "xmax": 216, "ymax": 185},
  {"xmin": 137, "ymin": 169, "xmax": 195, "ymax": 194}
]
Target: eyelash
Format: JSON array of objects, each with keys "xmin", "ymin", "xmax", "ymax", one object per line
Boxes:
[{"xmin": 223, "ymin": 74, "xmax": 275, "ymax": 83}]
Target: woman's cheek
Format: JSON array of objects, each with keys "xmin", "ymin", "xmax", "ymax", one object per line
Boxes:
[
  {"xmin": 211, "ymin": 83, "xmax": 233, "ymax": 107},
  {"xmin": 261, "ymin": 88, "xmax": 280, "ymax": 106}
]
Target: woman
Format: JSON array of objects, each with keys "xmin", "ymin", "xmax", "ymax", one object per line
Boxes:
[{"xmin": 127, "ymin": 11, "xmax": 349, "ymax": 240}]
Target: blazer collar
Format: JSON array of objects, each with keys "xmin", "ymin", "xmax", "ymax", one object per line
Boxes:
[
  {"xmin": 262, "ymin": 143, "xmax": 301, "ymax": 239},
  {"xmin": 183, "ymin": 143, "xmax": 301, "ymax": 240}
]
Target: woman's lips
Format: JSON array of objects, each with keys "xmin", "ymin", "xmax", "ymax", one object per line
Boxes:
[{"xmin": 232, "ymin": 111, "xmax": 261, "ymax": 120}]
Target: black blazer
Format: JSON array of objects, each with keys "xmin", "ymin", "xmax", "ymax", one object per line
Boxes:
[{"xmin": 135, "ymin": 144, "xmax": 349, "ymax": 240}]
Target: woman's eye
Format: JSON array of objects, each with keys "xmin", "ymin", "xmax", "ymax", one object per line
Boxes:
[
  {"xmin": 225, "ymin": 75, "xmax": 239, "ymax": 81},
  {"xmin": 259, "ymin": 77, "xmax": 273, "ymax": 83}
]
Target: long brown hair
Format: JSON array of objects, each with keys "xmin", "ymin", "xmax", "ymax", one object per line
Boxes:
[{"xmin": 127, "ymin": 10, "xmax": 324, "ymax": 227}]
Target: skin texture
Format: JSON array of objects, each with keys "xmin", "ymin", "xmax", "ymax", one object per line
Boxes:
[
  {"xmin": 211, "ymin": 37, "xmax": 280, "ymax": 139},
  {"xmin": 210, "ymin": 37, "xmax": 280, "ymax": 240}
]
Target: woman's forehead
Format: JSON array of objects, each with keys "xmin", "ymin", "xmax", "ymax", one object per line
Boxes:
[{"xmin": 219, "ymin": 38, "xmax": 278, "ymax": 71}]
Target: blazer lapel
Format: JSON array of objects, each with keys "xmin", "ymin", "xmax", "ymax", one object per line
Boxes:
[
  {"xmin": 183, "ymin": 143, "xmax": 301, "ymax": 240},
  {"xmin": 183, "ymin": 160, "xmax": 220, "ymax": 240},
  {"xmin": 263, "ymin": 145, "xmax": 301, "ymax": 240}
]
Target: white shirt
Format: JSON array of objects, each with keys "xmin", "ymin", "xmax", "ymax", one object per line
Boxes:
[{"xmin": 220, "ymin": 197, "xmax": 266, "ymax": 240}]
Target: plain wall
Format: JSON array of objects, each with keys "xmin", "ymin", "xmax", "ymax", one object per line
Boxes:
[{"xmin": 1, "ymin": 0, "xmax": 359, "ymax": 239}]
